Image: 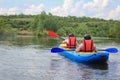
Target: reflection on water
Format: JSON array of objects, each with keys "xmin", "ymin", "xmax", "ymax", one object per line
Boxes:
[
  {"xmin": 0, "ymin": 35, "xmax": 120, "ymax": 48},
  {"xmin": 49, "ymin": 56, "xmax": 109, "ymax": 80},
  {"xmin": 83, "ymin": 62, "xmax": 108, "ymax": 70},
  {"xmin": 0, "ymin": 35, "xmax": 59, "ymax": 48},
  {"xmin": 0, "ymin": 35, "xmax": 120, "ymax": 80}
]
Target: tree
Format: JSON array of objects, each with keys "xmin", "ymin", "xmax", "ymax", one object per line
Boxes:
[{"xmin": 109, "ymin": 23, "xmax": 120, "ymax": 38}]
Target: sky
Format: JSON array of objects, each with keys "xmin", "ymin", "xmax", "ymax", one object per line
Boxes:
[{"xmin": 0, "ymin": 0, "xmax": 120, "ymax": 20}]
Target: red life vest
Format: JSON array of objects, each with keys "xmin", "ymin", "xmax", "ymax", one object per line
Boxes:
[
  {"xmin": 80, "ymin": 39, "xmax": 95, "ymax": 52},
  {"xmin": 67, "ymin": 36, "xmax": 76, "ymax": 48}
]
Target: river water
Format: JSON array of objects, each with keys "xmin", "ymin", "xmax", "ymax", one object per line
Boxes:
[{"xmin": 0, "ymin": 36, "xmax": 120, "ymax": 80}]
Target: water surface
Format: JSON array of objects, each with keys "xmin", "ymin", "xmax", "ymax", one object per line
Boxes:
[{"xmin": 0, "ymin": 36, "xmax": 120, "ymax": 80}]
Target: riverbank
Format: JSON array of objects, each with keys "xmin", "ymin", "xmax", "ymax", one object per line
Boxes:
[{"xmin": 18, "ymin": 30, "xmax": 33, "ymax": 35}]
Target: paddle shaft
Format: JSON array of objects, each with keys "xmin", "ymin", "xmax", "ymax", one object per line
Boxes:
[
  {"xmin": 58, "ymin": 36, "xmax": 65, "ymax": 40},
  {"xmin": 97, "ymin": 49, "xmax": 106, "ymax": 51}
]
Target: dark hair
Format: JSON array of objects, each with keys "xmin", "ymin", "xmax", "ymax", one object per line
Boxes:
[
  {"xmin": 69, "ymin": 33, "xmax": 74, "ymax": 37},
  {"xmin": 84, "ymin": 34, "xmax": 91, "ymax": 40}
]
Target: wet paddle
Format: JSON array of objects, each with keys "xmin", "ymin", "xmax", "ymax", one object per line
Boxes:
[
  {"xmin": 51, "ymin": 47, "xmax": 118, "ymax": 53},
  {"xmin": 51, "ymin": 47, "xmax": 75, "ymax": 53},
  {"xmin": 98, "ymin": 48, "xmax": 118, "ymax": 53},
  {"xmin": 48, "ymin": 31, "xmax": 65, "ymax": 40}
]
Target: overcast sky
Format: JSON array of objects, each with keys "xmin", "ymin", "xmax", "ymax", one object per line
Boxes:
[{"xmin": 0, "ymin": 0, "xmax": 120, "ymax": 20}]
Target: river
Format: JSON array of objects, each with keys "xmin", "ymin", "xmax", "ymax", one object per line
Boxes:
[{"xmin": 0, "ymin": 36, "xmax": 120, "ymax": 80}]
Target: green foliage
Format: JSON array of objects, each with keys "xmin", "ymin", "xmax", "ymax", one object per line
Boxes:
[
  {"xmin": 109, "ymin": 22, "xmax": 120, "ymax": 38},
  {"xmin": 57, "ymin": 28, "xmax": 66, "ymax": 36},
  {"xmin": 0, "ymin": 12, "xmax": 120, "ymax": 38}
]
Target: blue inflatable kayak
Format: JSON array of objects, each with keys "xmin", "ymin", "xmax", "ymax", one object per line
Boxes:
[
  {"xmin": 58, "ymin": 48, "xmax": 109, "ymax": 63},
  {"xmin": 51, "ymin": 43, "xmax": 109, "ymax": 63}
]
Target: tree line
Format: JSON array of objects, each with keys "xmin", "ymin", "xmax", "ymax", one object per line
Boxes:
[{"xmin": 0, "ymin": 11, "xmax": 120, "ymax": 38}]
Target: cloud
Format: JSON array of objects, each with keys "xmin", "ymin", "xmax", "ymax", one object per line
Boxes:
[
  {"xmin": 23, "ymin": 4, "xmax": 44, "ymax": 15},
  {"xmin": 108, "ymin": 6, "xmax": 120, "ymax": 19},
  {"xmin": 50, "ymin": 0, "xmax": 112, "ymax": 18},
  {"xmin": 83, "ymin": 0, "xmax": 110, "ymax": 12},
  {"xmin": 0, "ymin": 7, "xmax": 19, "ymax": 15},
  {"xmin": 50, "ymin": 0, "xmax": 120, "ymax": 20},
  {"xmin": 0, "ymin": 0, "xmax": 120, "ymax": 20},
  {"xmin": 0, "ymin": 4, "xmax": 44, "ymax": 15},
  {"xmin": 81, "ymin": 0, "xmax": 113, "ymax": 19},
  {"xmin": 50, "ymin": 0, "xmax": 73, "ymax": 16},
  {"xmin": 70, "ymin": 0, "xmax": 85, "ymax": 16}
]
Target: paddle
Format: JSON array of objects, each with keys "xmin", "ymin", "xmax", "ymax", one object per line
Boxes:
[
  {"xmin": 51, "ymin": 47, "xmax": 118, "ymax": 53},
  {"xmin": 98, "ymin": 48, "xmax": 118, "ymax": 53},
  {"xmin": 51, "ymin": 47, "xmax": 75, "ymax": 53},
  {"xmin": 48, "ymin": 31, "xmax": 65, "ymax": 40}
]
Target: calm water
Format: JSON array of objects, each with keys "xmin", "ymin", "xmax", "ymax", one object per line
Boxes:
[{"xmin": 0, "ymin": 36, "xmax": 120, "ymax": 80}]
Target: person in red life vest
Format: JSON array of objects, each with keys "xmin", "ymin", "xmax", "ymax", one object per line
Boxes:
[
  {"xmin": 63, "ymin": 33, "xmax": 78, "ymax": 49},
  {"xmin": 76, "ymin": 34, "xmax": 96, "ymax": 52}
]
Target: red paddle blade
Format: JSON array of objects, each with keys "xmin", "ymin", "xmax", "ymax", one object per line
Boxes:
[{"xmin": 48, "ymin": 31, "xmax": 58, "ymax": 38}]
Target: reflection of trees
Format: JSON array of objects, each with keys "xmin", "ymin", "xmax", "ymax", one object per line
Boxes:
[
  {"xmin": 0, "ymin": 36, "xmax": 59, "ymax": 47},
  {"xmin": 16, "ymin": 36, "xmax": 59, "ymax": 47}
]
